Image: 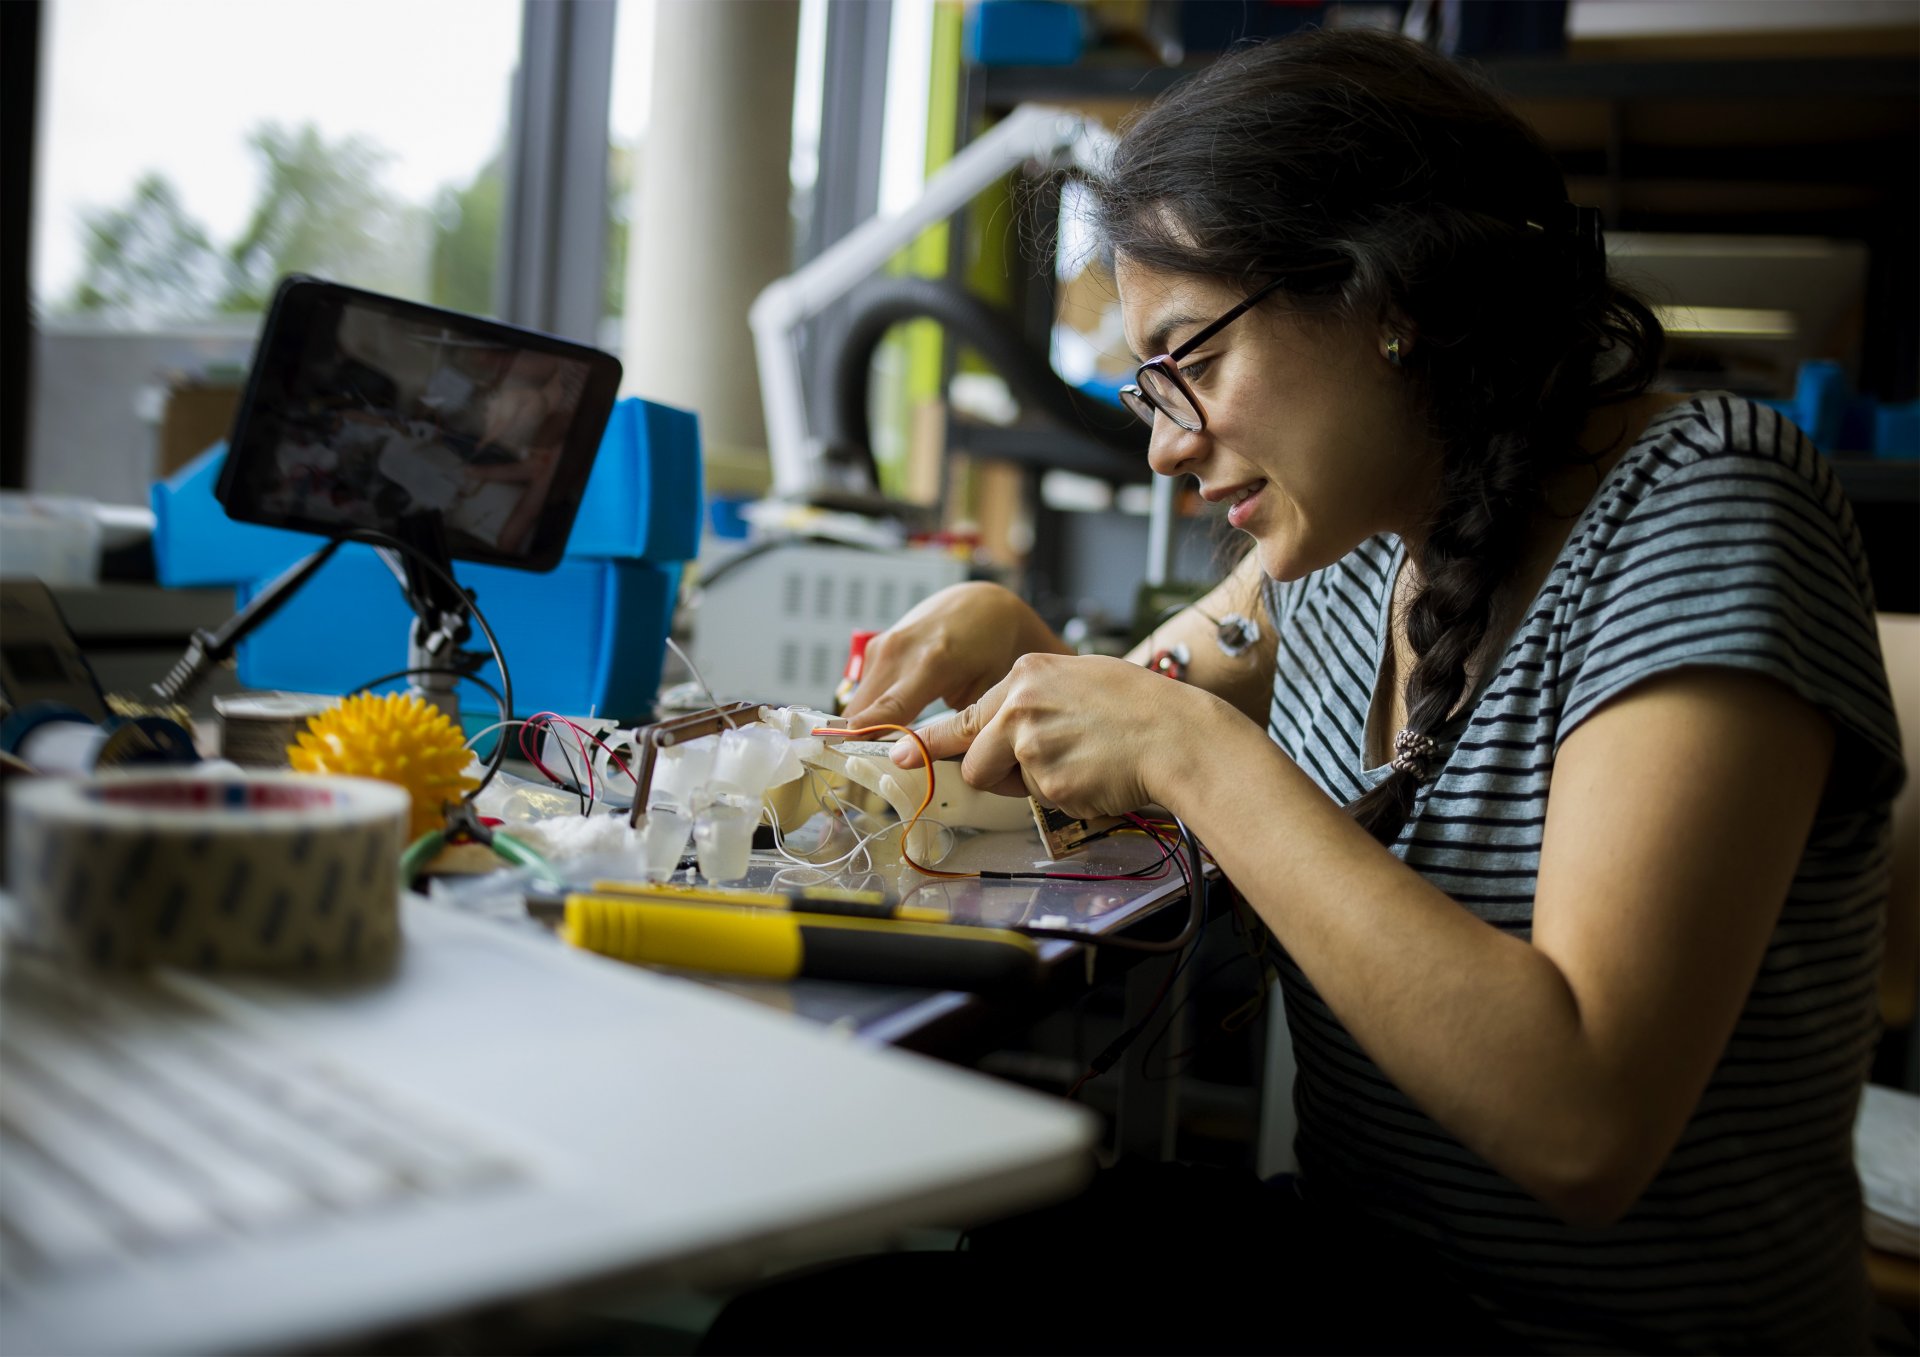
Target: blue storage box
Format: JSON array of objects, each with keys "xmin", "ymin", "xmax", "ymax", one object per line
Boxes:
[
  {"xmin": 152, "ymin": 450, "xmax": 324, "ymax": 588},
  {"xmin": 150, "ymin": 395, "xmax": 701, "ymax": 720},
  {"xmin": 231, "ymin": 549, "xmax": 681, "ymax": 720},
  {"xmin": 964, "ymin": 1, "xmax": 1083, "ymax": 67}
]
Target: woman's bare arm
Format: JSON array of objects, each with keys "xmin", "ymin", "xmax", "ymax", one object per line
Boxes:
[{"xmin": 1124, "ymin": 547, "xmax": 1275, "ymax": 724}]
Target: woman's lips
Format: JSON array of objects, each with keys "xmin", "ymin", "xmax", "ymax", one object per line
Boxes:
[{"xmin": 1227, "ymin": 482, "xmax": 1265, "ymax": 530}]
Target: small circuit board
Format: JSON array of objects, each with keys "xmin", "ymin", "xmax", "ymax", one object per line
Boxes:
[{"xmin": 1029, "ymin": 800, "xmax": 1127, "ymax": 859}]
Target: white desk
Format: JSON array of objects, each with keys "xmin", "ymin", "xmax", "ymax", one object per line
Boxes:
[{"xmin": 0, "ymin": 895, "xmax": 1098, "ymax": 1354}]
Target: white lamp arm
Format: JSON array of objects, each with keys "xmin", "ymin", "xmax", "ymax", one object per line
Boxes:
[{"xmin": 751, "ymin": 104, "xmax": 1114, "ymax": 499}]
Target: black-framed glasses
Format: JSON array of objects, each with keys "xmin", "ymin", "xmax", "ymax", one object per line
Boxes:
[{"xmin": 1119, "ymin": 276, "xmax": 1286, "ymax": 433}]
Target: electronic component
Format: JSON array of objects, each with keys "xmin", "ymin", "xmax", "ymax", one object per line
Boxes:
[
  {"xmin": 1214, "ymin": 611, "xmax": 1261, "ymax": 658},
  {"xmin": 1029, "ymin": 800, "xmax": 1127, "ymax": 860},
  {"xmin": 1148, "ymin": 643, "xmax": 1190, "ymax": 681}
]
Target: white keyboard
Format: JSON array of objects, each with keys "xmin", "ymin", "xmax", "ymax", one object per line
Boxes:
[{"xmin": 0, "ymin": 953, "xmax": 522, "ymax": 1284}]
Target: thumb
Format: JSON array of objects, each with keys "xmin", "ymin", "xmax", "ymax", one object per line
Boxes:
[{"xmin": 890, "ymin": 698, "xmax": 989, "ymax": 768}]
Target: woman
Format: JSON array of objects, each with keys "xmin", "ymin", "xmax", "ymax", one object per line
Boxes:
[{"xmin": 825, "ymin": 27, "xmax": 1902, "ymax": 1357}]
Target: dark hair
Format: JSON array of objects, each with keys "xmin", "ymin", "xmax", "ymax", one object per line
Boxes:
[{"xmin": 1088, "ymin": 28, "xmax": 1664, "ymax": 845}]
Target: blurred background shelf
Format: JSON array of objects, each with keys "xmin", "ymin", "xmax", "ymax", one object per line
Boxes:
[{"xmin": 976, "ymin": 53, "xmax": 1919, "ymax": 108}]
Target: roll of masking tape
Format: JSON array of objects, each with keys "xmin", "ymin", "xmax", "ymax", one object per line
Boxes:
[{"xmin": 4, "ymin": 773, "xmax": 411, "ymax": 969}]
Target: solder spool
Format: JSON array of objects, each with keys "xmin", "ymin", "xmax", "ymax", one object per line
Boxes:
[{"xmin": 214, "ymin": 692, "xmax": 336, "ymax": 768}]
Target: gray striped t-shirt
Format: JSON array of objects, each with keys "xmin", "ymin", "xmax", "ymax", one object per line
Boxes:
[{"xmin": 1262, "ymin": 394, "xmax": 1904, "ymax": 1353}]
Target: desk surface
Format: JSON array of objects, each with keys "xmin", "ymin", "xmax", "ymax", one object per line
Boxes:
[{"xmin": 0, "ymin": 894, "xmax": 1100, "ymax": 1354}]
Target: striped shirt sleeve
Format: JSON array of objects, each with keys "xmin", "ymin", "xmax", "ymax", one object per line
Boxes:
[{"xmin": 1557, "ymin": 398, "xmax": 1904, "ymax": 814}]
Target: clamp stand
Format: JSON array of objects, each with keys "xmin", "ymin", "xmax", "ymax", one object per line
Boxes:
[
  {"xmin": 377, "ymin": 515, "xmax": 474, "ymax": 727},
  {"xmin": 153, "ymin": 516, "xmax": 486, "ymax": 730}
]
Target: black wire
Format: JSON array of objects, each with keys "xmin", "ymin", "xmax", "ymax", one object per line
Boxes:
[
  {"xmin": 1015, "ymin": 815, "xmax": 1206, "ymax": 953},
  {"xmin": 693, "ymin": 536, "xmax": 878, "ymax": 593},
  {"xmin": 982, "ymin": 822, "xmax": 1180, "ymax": 884},
  {"xmin": 528, "ymin": 714, "xmax": 590, "ymax": 815},
  {"xmin": 338, "ymin": 528, "xmax": 516, "ymax": 799},
  {"xmin": 354, "ymin": 667, "xmax": 505, "ymax": 719},
  {"xmin": 350, "ymin": 665, "xmax": 511, "ymax": 801},
  {"xmin": 1062, "ymin": 816, "xmax": 1209, "ymax": 1098},
  {"xmin": 1138, "ymin": 943, "xmax": 1267, "ymax": 1084}
]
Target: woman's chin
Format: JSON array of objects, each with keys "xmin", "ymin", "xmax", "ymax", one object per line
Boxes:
[
  {"xmin": 1255, "ymin": 533, "xmax": 1341, "ymax": 585},
  {"xmin": 1252, "ymin": 536, "xmax": 1304, "ymax": 583}
]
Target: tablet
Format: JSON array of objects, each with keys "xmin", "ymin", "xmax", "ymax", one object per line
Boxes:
[{"xmin": 215, "ymin": 277, "xmax": 622, "ymax": 571}]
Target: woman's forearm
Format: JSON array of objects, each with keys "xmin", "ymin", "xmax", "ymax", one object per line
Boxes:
[{"xmin": 1152, "ymin": 700, "xmax": 1642, "ymax": 1223}]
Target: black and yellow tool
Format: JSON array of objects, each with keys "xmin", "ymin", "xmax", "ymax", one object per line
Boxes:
[
  {"xmin": 590, "ymin": 878, "xmax": 950, "ymax": 923},
  {"xmin": 556, "ymin": 890, "xmax": 1039, "ymax": 992}
]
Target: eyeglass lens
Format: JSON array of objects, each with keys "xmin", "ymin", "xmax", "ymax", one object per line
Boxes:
[{"xmin": 1136, "ymin": 365, "xmax": 1203, "ymax": 432}]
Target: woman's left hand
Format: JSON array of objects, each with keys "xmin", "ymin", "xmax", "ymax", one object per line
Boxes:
[{"xmin": 891, "ymin": 653, "xmax": 1217, "ymax": 820}]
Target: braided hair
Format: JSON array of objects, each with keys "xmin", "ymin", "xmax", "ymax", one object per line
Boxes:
[{"xmin": 1088, "ymin": 28, "xmax": 1663, "ymax": 845}]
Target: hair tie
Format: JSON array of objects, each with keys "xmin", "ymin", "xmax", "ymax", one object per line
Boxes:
[{"xmin": 1391, "ymin": 728, "xmax": 1441, "ymax": 782}]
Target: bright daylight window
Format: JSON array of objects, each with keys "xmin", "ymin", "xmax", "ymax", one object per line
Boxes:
[
  {"xmin": 30, "ymin": 0, "xmax": 522, "ymax": 504},
  {"xmin": 603, "ymin": 0, "xmax": 654, "ymax": 350}
]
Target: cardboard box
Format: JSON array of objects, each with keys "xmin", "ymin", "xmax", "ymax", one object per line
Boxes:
[{"xmin": 156, "ymin": 381, "xmax": 243, "ymax": 479}]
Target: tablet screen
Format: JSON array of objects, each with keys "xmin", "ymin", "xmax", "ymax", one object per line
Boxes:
[{"xmin": 217, "ymin": 278, "xmax": 621, "ymax": 571}]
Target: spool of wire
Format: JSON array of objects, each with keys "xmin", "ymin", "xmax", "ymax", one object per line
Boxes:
[{"xmin": 214, "ymin": 692, "xmax": 336, "ymax": 769}]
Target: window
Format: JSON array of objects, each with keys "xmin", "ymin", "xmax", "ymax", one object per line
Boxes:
[{"xmin": 31, "ymin": 0, "xmax": 521, "ymax": 503}]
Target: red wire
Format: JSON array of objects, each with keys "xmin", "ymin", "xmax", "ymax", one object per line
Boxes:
[
  {"xmin": 518, "ymin": 714, "xmax": 567, "ymax": 786},
  {"xmin": 811, "ymin": 729, "xmax": 1180, "ymax": 884},
  {"xmin": 544, "ymin": 715, "xmax": 638, "ymax": 785},
  {"xmin": 528, "ymin": 710, "xmax": 596, "ymax": 802}
]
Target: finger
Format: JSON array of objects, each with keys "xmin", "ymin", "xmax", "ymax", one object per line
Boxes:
[
  {"xmin": 840, "ymin": 635, "xmax": 915, "ymax": 726},
  {"xmin": 895, "ymin": 684, "xmax": 1005, "ymax": 767},
  {"xmin": 843, "ymin": 679, "xmax": 925, "ymax": 732},
  {"xmin": 956, "ymin": 701, "xmax": 1022, "ymax": 795}
]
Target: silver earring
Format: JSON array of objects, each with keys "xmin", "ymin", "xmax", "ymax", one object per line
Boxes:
[{"xmin": 1386, "ymin": 336, "xmax": 1404, "ymax": 367}]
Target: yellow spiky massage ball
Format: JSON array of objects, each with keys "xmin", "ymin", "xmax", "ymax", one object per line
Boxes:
[{"xmin": 287, "ymin": 692, "xmax": 479, "ymax": 837}]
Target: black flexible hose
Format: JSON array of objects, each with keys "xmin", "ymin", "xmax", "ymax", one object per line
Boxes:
[{"xmin": 824, "ymin": 276, "xmax": 1150, "ymax": 489}]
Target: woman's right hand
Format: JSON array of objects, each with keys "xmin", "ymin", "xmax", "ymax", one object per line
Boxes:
[{"xmin": 840, "ymin": 582, "xmax": 1073, "ymax": 731}]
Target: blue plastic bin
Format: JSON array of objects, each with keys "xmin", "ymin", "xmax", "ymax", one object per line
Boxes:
[
  {"xmin": 230, "ymin": 548, "xmax": 681, "ymax": 720},
  {"xmin": 964, "ymin": 1, "xmax": 1083, "ymax": 67}
]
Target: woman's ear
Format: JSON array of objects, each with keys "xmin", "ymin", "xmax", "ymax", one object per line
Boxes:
[{"xmin": 1377, "ymin": 311, "xmax": 1416, "ymax": 365}]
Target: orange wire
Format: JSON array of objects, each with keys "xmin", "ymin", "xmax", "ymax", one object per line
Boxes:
[{"xmin": 811, "ymin": 724, "xmax": 980, "ymax": 879}]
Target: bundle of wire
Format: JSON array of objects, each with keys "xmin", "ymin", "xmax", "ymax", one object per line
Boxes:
[
  {"xmin": 813, "ymin": 724, "xmax": 1206, "ymax": 949},
  {"xmin": 464, "ymin": 712, "xmax": 637, "ymax": 815}
]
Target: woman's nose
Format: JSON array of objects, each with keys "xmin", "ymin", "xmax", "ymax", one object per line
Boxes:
[{"xmin": 1145, "ymin": 414, "xmax": 1208, "ymax": 479}]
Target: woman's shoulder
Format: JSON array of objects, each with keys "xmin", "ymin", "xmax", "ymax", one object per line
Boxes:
[
  {"xmin": 1562, "ymin": 391, "xmax": 1861, "ymax": 567},
  {"xmin": 1610, "ymin": 391, "xmax": 1835, "ymax": 493}
]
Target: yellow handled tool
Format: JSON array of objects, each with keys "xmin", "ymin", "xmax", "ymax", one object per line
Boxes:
[
  {"xmin": 586, "ymin": 878, "xmax": 950, "ymax": 924},
  {"xmin": 560, "ymin": 893, "xmax": 1038, "ymax": 992}
]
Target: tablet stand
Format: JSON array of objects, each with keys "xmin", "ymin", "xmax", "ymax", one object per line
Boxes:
[
  {"xmin": 377, "ymin": 515, "xmax": 473, "ymax": 727},
  {"xmin": 154, "ymin": 516, "xmax": 481, "ymax": 729}
]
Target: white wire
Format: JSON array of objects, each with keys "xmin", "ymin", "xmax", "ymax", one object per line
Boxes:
[
  {"xmin": 766, "ymin": 771, "xmax": 880, "ymax": 872},
  {"xmin": 465, "ymin": 719, "xmax": 526, "ymax": 750},
  {"xmin": 762, "ymin": 767, "xmax": 956, "ymax": 876},
  {"xmin": 663, "ymin": 636, "xmax": 741, "ymax": 728},
  {"xmin": 764, "ymin": 796, "xmax": 897, "ymax": 873}
]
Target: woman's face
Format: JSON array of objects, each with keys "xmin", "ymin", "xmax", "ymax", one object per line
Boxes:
[{"xmin": 1115, "ymin": 255, "xmax": 1439, "ymax": 581}]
